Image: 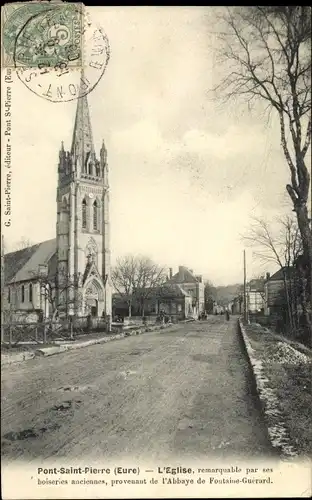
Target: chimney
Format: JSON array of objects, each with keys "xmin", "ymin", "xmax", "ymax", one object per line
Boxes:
[
  {"xmin": 169, "ymin": 267, "xmax": 173, "ymax": 279},
  {"xmin": 266, "ymin": 272, "xmax": 270, "ymax": 281},
  {"xmin": 178, "ymin": 266, "xmax": 184, "ymax": 280},
  {"xmin": 189, "ymin": 269, "xmax": 194, "ymax": 274}
]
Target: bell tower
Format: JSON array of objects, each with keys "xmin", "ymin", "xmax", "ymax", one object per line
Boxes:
[{"xmin": 56, "ymin": 94, "xmax": 111, "ymax": 319}]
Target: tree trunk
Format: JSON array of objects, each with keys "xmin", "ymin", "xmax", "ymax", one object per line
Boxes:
[
  {"xmin": 141, "ymin": 298, "xmax": 145, "ymax": 317},
  {"xmin": 296, "ymin": 203, "xmax": 312, "ymax": 261},
  {"xmin": 297, "ymin": 266, "xmax": 311, "ymax": 346},
  {"xmin": 281, "ymin": 274, "xmax": 293, "ymax": 334},
  {"xmin": 295, "ymin": 205, "xmax": 312, "ymax": 287},
  {"xmin": 295, "ymin": 204, "xmax": 312, "ymax": 341},
  {"xmin": 289, "ymin": 275, "xmax": 299, "ymax": 331},
  {"xmin": 128, "ymin": 301, "xmax": 132, "ymax": 318}
]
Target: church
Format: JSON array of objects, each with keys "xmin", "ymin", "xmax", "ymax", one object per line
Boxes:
[{"xmin": 3, "ymin": 95, "xmax": 112, "ymax": 324}]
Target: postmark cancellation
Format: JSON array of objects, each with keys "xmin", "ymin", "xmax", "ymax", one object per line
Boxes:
[{"xmin": 1, "ymin": 1, "xmax": 110, "ymax": 102}]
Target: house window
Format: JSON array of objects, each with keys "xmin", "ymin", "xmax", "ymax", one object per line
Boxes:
[
  {"xmin": 29, "ymin": 283, "xmax": 33, "ymax": 303},
  {"xmin": 93, "ymin": 200, "xmax": 98, "ymax": 230},
  {"xmin": 82, "ymin": 198, "xmax": 87, "ymax": 229},
  {"xmin": 21, "ymin": 285, "xmax": 25, "ymax": 303},
  {"xmin": 8, "ymin": 288, "xmax": 10, "ymax": 303}
]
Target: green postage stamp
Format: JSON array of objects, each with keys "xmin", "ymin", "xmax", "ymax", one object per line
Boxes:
[{"xmin": 2, "ymin": 1, "xmax": 83, "ymax": 68}]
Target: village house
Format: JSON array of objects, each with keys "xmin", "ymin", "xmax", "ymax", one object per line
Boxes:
[
  {"xmin": 112, "ymin": 283, "xmax": 193, "ymax": 321},
  {"xmin": 247, "ymin": 277, "xmax": 266, "ymax": 314},
  {"xmin": 264, "ymin": 267, "xmax": 295, "ymax": 316},
  {"xmin": 166, "ymin": 266, "xmax": 205, "ymax": 318},
  {"xmin": 232, "ymin": 295, "xmax": 243, "ymax": 315},
  {"xmin": 112, "ymin": 265, "xmax": 204, "ymax": 321}
]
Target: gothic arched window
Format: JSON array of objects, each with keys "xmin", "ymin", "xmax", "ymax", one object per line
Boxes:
[
  {"xmin": 21, "ymin": 285, "xmax": 25, "ymax": 303},
  {"xmin": 29, "ymin": 283, "xmax": 33, "ymax": 303},
  {"xmin": 93, "ymin": 200, "xmax": 98, "ymax": 230},
  {"xmin": 82, "ymin": 198, "xmax": 87, "ymax": 229},
  {"xmin": 8, "ymin": 288, "xmax": 10, "ymax": 303}
]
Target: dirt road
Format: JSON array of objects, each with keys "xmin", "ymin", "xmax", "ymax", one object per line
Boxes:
[{"xmin": 1, "ymin": 317, "xmax": 276, "ymax": 463}]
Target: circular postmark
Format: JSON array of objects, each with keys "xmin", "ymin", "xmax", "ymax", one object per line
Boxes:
[{"xmin": 13, "ymin": 4, "xmax": 110, "ymax": 103}]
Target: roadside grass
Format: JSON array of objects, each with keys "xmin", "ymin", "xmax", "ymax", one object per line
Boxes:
[
  {"xmin": 243, "ymin": 323, "xmax": 312, "ymax": 457},
  {"xmin": 265, "ymin": 361, "xmax": 312, "ymax": 456}
]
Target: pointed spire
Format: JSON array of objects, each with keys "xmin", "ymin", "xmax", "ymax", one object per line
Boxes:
[
  {"xmin": 100, "ymin": 139, "xmax": 107, "ymax": 164},
  {"xmin": 71, "ymin": 94, "xmax": 94, "ymax": 165},
  {"xmin": 59, "ymin": 140, "xmax": 65, "ymax": 160}
]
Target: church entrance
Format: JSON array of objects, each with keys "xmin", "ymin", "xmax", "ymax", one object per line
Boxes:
[
  {"xmin": 86, "ymin": 298, "xmax": 98, "ymax": 317},
  {"xmin": 84, "ymin": 279, "xmax": 104, "ymax": 317}
]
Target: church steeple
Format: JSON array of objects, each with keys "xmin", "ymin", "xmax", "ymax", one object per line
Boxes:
[
  {"xmin": 56, "ymin": 89, "xmax": 112, "ymax": 322},
  {"xmin": 71, "ymin": 94, "xmax": 95, "ymax": 171}
]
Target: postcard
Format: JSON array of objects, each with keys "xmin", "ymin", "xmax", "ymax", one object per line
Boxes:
[{"xmin": 1, "ymin": 2, "xmax": 311, "ymax": 499}]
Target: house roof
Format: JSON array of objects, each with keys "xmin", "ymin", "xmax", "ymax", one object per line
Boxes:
[
  {"xmin": 168, "ymin": 266, "xmax": 199, "ymax": 284},
  {"xmin": 4, "ymin": 239, "xmax": 56, "ymax": 284},
  {"xmin": 112, "ymin": 284, "xmax": 191, "ymax": 303},
  {"xmin": 248, "ymin": 278, "xmax": 265, "ymax": 292},
  {"xmin": 268, "ymin": 266, "xmax": 295, "ymax": 281},
  {"xmin": 134, "ymin": 283, "xmax": 191, "ymax": 298},
  {"xmin": 156, "ymin": 283, "xmax": 190, "ymax": 298}
]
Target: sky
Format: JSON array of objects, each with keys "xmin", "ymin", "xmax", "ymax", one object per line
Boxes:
[{"xmin": 1, "ymin": 6, "xmax": 310, "ymax": 286}]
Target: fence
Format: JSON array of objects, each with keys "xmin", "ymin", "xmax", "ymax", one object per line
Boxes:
[{"xmin": 1, "ymin": 316, "xmax": 110, "ymax": 346}]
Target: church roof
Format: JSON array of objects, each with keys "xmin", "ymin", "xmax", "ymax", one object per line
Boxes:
[{"xmin": 4, "ymin": 239, "xmax": 56, "ymax": 285}]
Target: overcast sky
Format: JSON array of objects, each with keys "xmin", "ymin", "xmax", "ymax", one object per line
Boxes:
[{"xmin": 2, "ymin": 6, "xmax": 309, "ymax": 286}]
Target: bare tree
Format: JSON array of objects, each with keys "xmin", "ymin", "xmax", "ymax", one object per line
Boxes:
[
  {"xmin": 31, "ymin": 268, "xmax": 84, "ymax": 322},
  {"xmin": 204, "ymin": 279, "xmax": 217, "ymax": 313},
  {"xmin": 243, "ymin": 214, "xmax": 303, "ymax": 333},
  {"xmin": 13, "ymin": 237, "xmax": 34, "ymax": 251},
  {"xmin": 213, "ymin": 6, "xmax": 311, "ymax": 314},
  {"xmin": 111, "ymin": 255, "xmax": 137, "ymax": 317},
  {"xmin": 132, "ymin": 257, "xmax": 167, "ymax": 316},
  {"xmin": 111, "ymin": 255, "xmax": 167, "ymax": 317}
]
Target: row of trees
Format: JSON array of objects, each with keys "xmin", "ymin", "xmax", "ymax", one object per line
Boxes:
[
  {"xmin": 214, "ymin": 6, "xmax": 311, "ymax": 334},
  {"xmin": 111, "ymin": 255, "xmax": 168, "ymax": 317},
  {"xmin": 244, "ymin": 214, "xmax": 309, "ymax": 344}
]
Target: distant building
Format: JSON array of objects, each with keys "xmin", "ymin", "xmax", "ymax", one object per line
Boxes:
[
  {"xmin": 247, "ymin": 278, "xmax": 265, "ymax": 314},
  {"xmin": 112, "ymin": 283, "xmax": 192, "ymax": 321},
  {"xmin": 213, "ymin": 303, "xmax": 224, "ymax": 314},
  {"xmin": 167, "ymin": 266, "xmax": 205, "ymax": 318},
  {"xmin": 232, "ymin": 296, "xmax": 243, "ymax": 315},
  {"xmin": 112, "ymin": 265, "xmax": 204, "ymax": 321}
]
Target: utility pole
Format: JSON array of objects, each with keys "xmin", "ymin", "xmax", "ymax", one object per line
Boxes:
[{"xmin": 243, "ymin": 249, "xmax": 247, "ymax": 322}]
